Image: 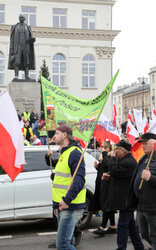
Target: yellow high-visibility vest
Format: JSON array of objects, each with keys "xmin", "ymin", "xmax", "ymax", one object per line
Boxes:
[
  {"xmin": 53, "ymin": 146, "xmax": 86, "ymax": 204},
  {"xmin": 23, "ymin": 112, "xmax": 30, "ymax": 121}
]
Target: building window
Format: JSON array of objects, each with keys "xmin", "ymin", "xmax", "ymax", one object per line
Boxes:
[
  {"xmin": 52, "ymin": 53, "xmax": 66, "ymax": 87},
  {"xmin": 82, "ymin": 10, "xmax": 95, "ymax": 29},
  {"xmin": 119, "ymin": 96, "xmax": 121, "ymax": 104},
  {"xmin": 82, "ymin": 54, "xmax": 95, "ymax": 88},
  {"xmin": 0, "ymin": 5, "xmax": 5, "ymax": 24},
  {"xmin": 21, "ymin": 6, "xmax": 36, "ymax": 26},
  {"xmin": 53, "ymin": 9, "xmax": 67, "ymax": 28},
  {"xmin": 0, "ymin": 52, "xmax": 5, "ymax": 85}
]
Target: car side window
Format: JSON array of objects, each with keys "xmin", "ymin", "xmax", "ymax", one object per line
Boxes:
[{"xmin": 23, "ymin": 151, "xmax": 59, "ymax": 172}]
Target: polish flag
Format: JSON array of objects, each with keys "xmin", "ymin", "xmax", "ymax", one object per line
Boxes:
[
  {"xmin": 128, "ymin": 110, "xmax": 133, "ymax": 123},
  {"xmin": 152, "ymin": 108, "xmax": 156, "ymax": 118},
  {"xmin": 133, "ymin": 108, "xmax": 143, "ymax": 133},
  {"xmin": 126, "ymin": 119, "xmax": 139, "ymax": 145},
  {"xmin": 94, "ymin": 113, "xmax": 120, "ymax": 144},
  {"xmin": 142, "ymin": 117, "xmax": 149, "ymax": 133},
  {"xmin": 112, "ymin": 101, "xmax": 117, "ymax": 127},
  {"xmin": 147, "ymin": 118, "xmax": 156, "ymax": 134},
  {"xmin": 0, "ymin": 90, "xmax": 25, "ymax": 182}
]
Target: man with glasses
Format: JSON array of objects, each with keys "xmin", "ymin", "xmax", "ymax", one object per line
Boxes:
[{"xmin": 103, "ymin": 139, "xmax": 144, "ymax": 250}]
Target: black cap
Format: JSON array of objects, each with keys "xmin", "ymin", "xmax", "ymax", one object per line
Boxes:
[
  {"xmin": 139, "ymin": 133, "xmax": 156, "ymax": 142},
  {"xmin": 115, "ymin": 139, "xmax": 132, "ymax": 151}
]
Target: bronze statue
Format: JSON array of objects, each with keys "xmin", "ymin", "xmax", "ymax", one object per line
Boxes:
[{"xmin": 8, "ymin": 14, "xmax": 35, "ymax": 80}]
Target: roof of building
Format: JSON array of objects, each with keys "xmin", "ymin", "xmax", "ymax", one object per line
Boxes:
[{"xmin": 123, "ymin": 83, "xmax": 150, "ymax": 96}]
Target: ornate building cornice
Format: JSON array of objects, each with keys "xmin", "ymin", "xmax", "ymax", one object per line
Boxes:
[
  {"xmin": 28, "ymin": 0, "xmax": 116, "ymax": 6},
  {"xmin": 0, "ymin": 24, "xmax": 120, "ymax": 41},
  {"xmin": 95, "ymin": 46, "xmax": 115, "ymax": 58}
]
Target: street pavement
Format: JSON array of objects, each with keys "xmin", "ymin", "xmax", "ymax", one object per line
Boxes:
[{"xmin": 0, "ymin": 215, "xmax": 148, "ymax": 250}]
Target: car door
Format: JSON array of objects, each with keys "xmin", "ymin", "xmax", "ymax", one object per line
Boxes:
[
  {"xmin": 14, "ymin": 150, "xmax": 53, "ymax": 219},
  {"xmin": 0, "ymin": 167, "xmax": 14, "ymax": 220}
]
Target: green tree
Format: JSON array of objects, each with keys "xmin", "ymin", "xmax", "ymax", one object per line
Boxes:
[{"xmin": 38, "ymin": 59, "xmax": 51, "ymax": 111}]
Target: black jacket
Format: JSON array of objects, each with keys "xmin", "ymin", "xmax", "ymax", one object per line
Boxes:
[
  {"xmin": 103, "ymin": 153, "xmax": 137, "ymax": 211},
  {"xmin": 89, "ymin": 151, "xmax": 109, "ymax": 212},
  {"xmin": 128, "ymin": 152, "xmax": 156, "ymax": 213}
]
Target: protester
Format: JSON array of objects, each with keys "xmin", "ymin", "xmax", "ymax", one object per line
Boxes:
[
  {"xmin": 128, "ymin": 132, "xmax": 156, "ymax": 250},
  {"xmin": 39, "ymin": 116, "xmax": 47, "ymax": 145},
  {"xmin": 31, "ymin": 134, "xmax": 41, "ymax": 146},
  {"xmin": 23, "ymin": 120, "xmax": 33, "ymax": 142},
  {"xmin": 16, "ymin": 109, "xmax": 21, "ymax": 121},
  {"xmin": 33, "ymin": 119, "xmax": 40, "ymax": 138},
  {"xmin": 45, "ymin": 146, "xmax": 82, "ymax": 248},
  {"xmin": 103, "ymin": 140, "xmax": 144, "ymax": 250},
  {"xmin": 30, "ymin": 108, "xmax": 39, "ymax": 127},
  {"xmin": 89, "ymin": 140, "xmax": 116, "ymax": 236},
  {"xmin": 23, "ymin": 134, "xmax": 30, "ymax": 146},
  {"xmin": 46, "ymin": 124, "xmax": 86, "ymax": 250},
  {"xmin": 88, "ymin": 136, "xmax": 100, "ymax": 149},
  {"xmin": 22, "ymin": 107, "xmax": 30, "ymax": 122}
]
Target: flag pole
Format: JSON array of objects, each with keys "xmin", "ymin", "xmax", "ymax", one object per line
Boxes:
[
  {"xmin": 139, "ymin": 148, "xmax": 154, "ymax": 190},
  {"xmin": 66, "ymin": 143, "xmax": 88, "ymax": 193}
]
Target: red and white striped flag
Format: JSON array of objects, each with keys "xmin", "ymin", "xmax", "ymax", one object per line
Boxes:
[
  {"xmin": 126, "ymin": 119, "xmax": 139, "ymax": 145},
  {"xmin": 112, "ymin": 101, "xmax": 117, "ymax": 127},
  {"xmin": 0, "ymin": 90, "xmax": 25, "ymax": 182}
]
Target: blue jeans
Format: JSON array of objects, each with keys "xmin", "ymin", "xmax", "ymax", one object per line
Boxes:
[
  {"xmin": 116, "ymin": 211, "xmax": 144, "ymax": 250},
  {"xmin": 56, "ymin": 209, "xmax": 83, "ymax": 250}
]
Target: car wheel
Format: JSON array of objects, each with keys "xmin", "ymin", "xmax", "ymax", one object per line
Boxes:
[{"xmin": 77, "ymin": 194, "xmax": 92, "ymax": 230}]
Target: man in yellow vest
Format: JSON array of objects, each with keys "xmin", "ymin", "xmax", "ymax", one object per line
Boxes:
[
  {"xmin": 51, "ymin": 124, "xmax": 86, "ymax": 250},
  {"xmin": 22, "ymin": 107, "xmax": 30, "ymax": 122}
]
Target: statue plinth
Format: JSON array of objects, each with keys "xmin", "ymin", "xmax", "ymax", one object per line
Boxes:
[{"xmin": 8, "ymin": 80, "xmax": 41, "ymax": 115}]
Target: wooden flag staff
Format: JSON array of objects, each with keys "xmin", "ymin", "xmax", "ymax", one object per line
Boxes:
[
  {"xmin": 66, "ymin": 143, "xmax": 88, "ymax": 193},
  {"xmin": 139, "ymin": 148, "xmax": 154, "ymax": 190}
]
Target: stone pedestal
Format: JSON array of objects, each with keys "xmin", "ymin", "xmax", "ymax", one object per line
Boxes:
[{"xmin": 8, "ymin": 80, "xmax": 41, "ymax": 115}]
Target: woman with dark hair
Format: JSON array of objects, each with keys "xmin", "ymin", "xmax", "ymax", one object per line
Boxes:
[{"xmin": 89, "ymin": 140, "xmax": 116, "ymax": 236}]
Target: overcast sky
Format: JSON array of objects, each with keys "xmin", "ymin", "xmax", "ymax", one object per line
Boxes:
[{"xmin": 112, "ymin": 0, "xmax": 156, "ymax": 90}]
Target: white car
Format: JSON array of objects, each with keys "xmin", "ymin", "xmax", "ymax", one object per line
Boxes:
[{"xmin": 0, "ymin": 146, "xmax": 98, "ymax": 229}]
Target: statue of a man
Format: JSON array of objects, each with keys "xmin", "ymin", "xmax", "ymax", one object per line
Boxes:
[{"xmin": 8, "ymin": 14, "xmax": 35, "ymax": 80}]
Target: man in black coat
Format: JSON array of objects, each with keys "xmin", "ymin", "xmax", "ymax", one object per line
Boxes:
[
  {"xmin": 103, "ymin": 140, "xmax": 144, "ymax": 250},
  {"xmin": 128, "ymin": 133, "xmax": 156, "ymax": 250}
]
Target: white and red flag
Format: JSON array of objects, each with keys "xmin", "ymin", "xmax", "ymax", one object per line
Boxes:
[
  {"xmin": 94, "ymin": 113, "xmax": 120, "ymax": 144},
  {"xmin": 147, "ymin": 118, "xmax": 156, "ymax": 134},
  {"xmin": 0, "ymin": 90, "xmax": 25, "ymax": 182},
  {"xmin": 128, "ymin": 110, "xmax": 133, "ymax": 123},
  {"xmin": 142, "ymin": 117, "xmax": 149, "ymax": 133},
  {"xmin": 133, "ymin": 108, "xmax": 143, "ymax": 134},
  {"xmin": 126, "ymin": 119, "xmax": 139, "ymax": 145},
  {"xmin": 152, "ymin": 108, "xmax": 156, "ymax": 120},
  {"xmin": 112, "ymin": 101, "xmax": 117, "ymax": 127}
]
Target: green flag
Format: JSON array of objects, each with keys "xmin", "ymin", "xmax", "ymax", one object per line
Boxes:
[{"xmin": 41, "ymin": 70, "xmax": 119, "ymax": 143}]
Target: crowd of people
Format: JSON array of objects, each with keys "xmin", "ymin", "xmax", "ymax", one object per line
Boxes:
[
  {"xmin": 17, "ymin": 108, "xmax": 156, "ymax": 250},
  {"xmin": 88, "ymin": 133, "xmax": 156, "ymax": 250},
  {"xmin": 17, "ymin": 107, "xmax": 55, "ymax": 146}
]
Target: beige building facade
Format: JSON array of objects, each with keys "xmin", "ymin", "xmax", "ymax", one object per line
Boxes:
[
  {"xmin": 113, "ymin": 78, "xmax": 151, "ymax": 126},
  {"xmin": 0, "ymin": 0, "xmax": 119, "ymax": 117},
  {"xmin": 149, "ymin": 66, "xmax": 156, "ymax": 109},
  {"xmin": 122, "ymin": 83, "xmax": 150, "ymax": 121}
]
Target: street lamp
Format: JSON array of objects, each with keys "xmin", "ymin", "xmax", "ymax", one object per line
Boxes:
[{"xmin": 141, "ymin": 78, "xmax": 146, "ymax": 117}]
